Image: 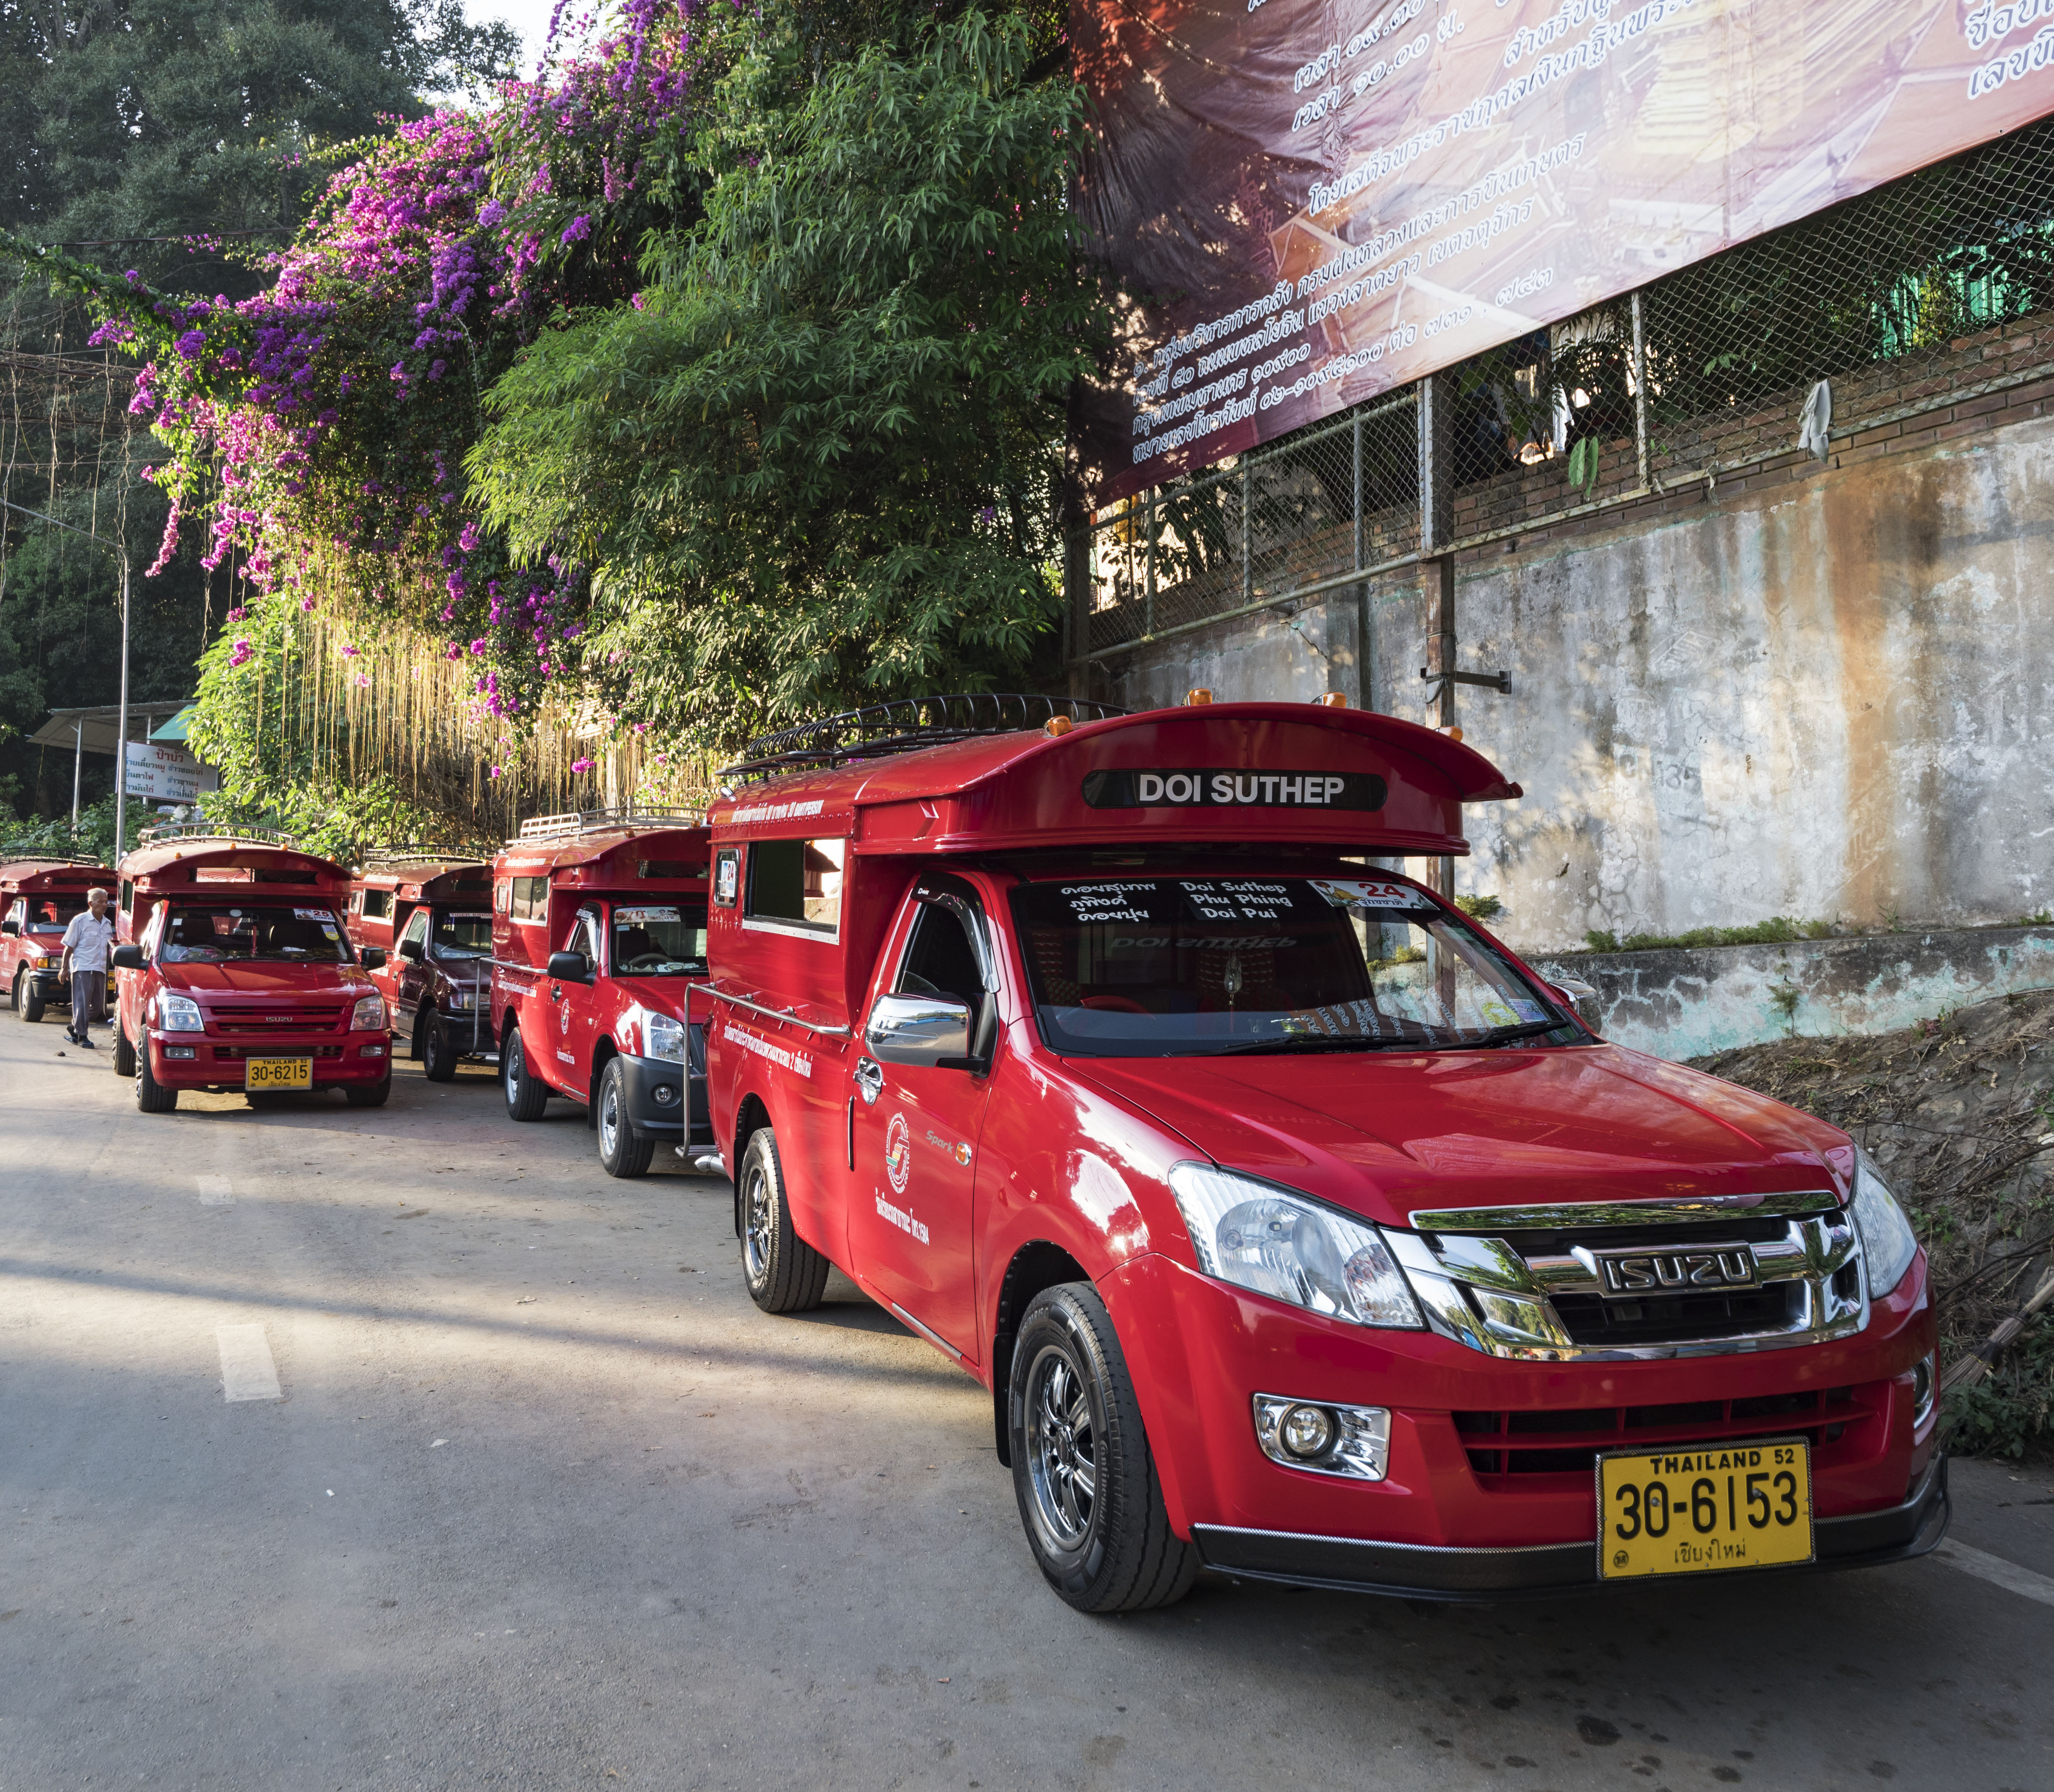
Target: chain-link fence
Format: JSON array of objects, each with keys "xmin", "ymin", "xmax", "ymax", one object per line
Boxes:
[{"xmin": 1071, "ymin": 111, "xmax": 2054, "ymax": 669}]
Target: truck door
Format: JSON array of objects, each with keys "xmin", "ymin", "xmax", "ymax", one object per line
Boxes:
[
  {"xmin": 848, "ymin": 878, "xmax": 999, "ymax": 1364},
  {"xmin": 391, "ymin": 906, "xmax": 430, "ymax": 1036},
  {"xmin": 549, "ymin": 904, "xmax": 606, "ymax": 1099}
]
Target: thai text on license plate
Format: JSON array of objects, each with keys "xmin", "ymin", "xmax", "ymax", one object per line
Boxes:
[
  {"xmin": 244, "ymin": 1057, "xmax": 313, "ymax": 1091},
  {"xmin": 1597, "ymin": 1438, "xmax": 1813, "ymax": 1580}
]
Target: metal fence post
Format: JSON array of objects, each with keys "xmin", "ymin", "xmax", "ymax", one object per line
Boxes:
[
  {"xmin": 1240, "ymin": 459, "xmax": 1254, "ymax": 608},
  {"xmin": 1353, "ymin": 407, "xmax": 1371, "ymax": 709},
  {"xmin": 1144, "ymin": 486, "xmax": 1158, "ymax": 638},
  {"xmin": 1631, "ymin": 289, "xmax": 1650, "ymax": 491},
  {"xmin": 1417, "ymin": 376, "xmax": 1456, "ymax": 900}
]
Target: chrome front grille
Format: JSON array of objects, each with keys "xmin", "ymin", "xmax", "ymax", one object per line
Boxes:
[{"xmin": 1383, "ymin": 1193, "xmax": 1866, "ymax": 1362}]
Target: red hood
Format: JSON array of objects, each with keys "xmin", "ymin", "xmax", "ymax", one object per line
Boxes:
[
  {"xmin": 1067, "ymin": 1045, "xmax": 1851, "ymax": 1229},
  {"xmin": 156, "ymin": 961, "xmax": 376, "ymax": 1001}
]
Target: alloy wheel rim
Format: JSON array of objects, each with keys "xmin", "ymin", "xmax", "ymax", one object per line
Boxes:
[
  {"xmin": 743, "ymin": 1164, "xmax": 773, "ymax": 1282},
  {"xmin": 506, "ymin": 1038, "xmax": 521, "ymax": 1102},
  {"xmin": 1023, "ymin": 1341, "xmax": 1097, "ymax": 1554},
  {"xmin": 600, "ymin": 1082, "xmax": 620, "ymax": 1158}
]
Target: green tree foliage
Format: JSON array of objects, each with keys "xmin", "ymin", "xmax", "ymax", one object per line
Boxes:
[{"xmin": 469, "ymin": 5, "xmax": 1102, "ymax": 746}]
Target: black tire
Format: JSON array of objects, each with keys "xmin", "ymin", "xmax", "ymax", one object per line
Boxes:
[
  {"xmin": 420, "ymin": 1011, "xmax": 458, "ymax": 1083},
  {"xmin": 596, "ymin": 1057, "xmax": 655, "ymax": 1179},
  {"xmin": 19, "ymin": 971, "xmax": 45, "ymax": 1024},
  {"xmin": 738, "ymin": 1127, "xmax": 829, "ymax": 1313},
  {"xmin": 503, "ymin": 1025, "xmax": 549, "ymax": 1121},
  {"xmin": 113, "ymin": 1024, "xmax": 136, "ymax": 1078},
  {"xmin": 134, "ymin": 1030, "xmax": 177, "ymax": 1113},
  {"xmin": 344, "ymin": 1070, "xmax": 392, "ymax": 1109},
  {"xmin": 1008, "ymin": 1283, "xmax": 1199, "ymax": 1614}
]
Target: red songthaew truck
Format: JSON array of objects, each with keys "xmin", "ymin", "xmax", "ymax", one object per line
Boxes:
[
  {"xmin": 346, "ymin": 853, "xmax": 494, "ymax": 1080},
  {"xmin": 2, "ymin": 857, "xmax": 108, "ymax": 1023},
  {"xmin": 108, "ymin": 826, "xmax": 391, "ymax": 1112},
  {"xmin": 489, "ymin": 811, "xmax": 714, "ymax": 1177},
  {"xmin": 699, "ymin": 694, "xmax": 1943, "ymax": 1612}
]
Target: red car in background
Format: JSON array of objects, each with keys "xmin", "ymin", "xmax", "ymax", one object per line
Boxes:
[
  {"xmin": 2, "ymin": 857, "xmax": 107, "ymax": 1023},
  {"xmin": 490, "ymin": 810, "xmax": 714, "ymax": 1177},
  {"xmin": 700, "ymin": 694, "xmax": 1944, "ymax": 1613},
  {"xmin": 346, "ymin": 853, "xmax": 493, "ymax": 1080},
  {"xmin": 108, "ymin": 826, "xmax": 392, "ymax": 1112}
]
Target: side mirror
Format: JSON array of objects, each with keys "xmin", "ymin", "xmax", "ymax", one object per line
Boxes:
[
  {"xmin": 866, "ymin": 991, "xmax": 971, "ymax": 1067},
  {"xmin": 1548, "ymin": 977, "xmax": 1602, "ymax": 1034},
  {"xmin": 0, "ymin": 918, "xmax": 16, "ymax": 937},
  {"xmin": 548, "ymin": 950, "xmax": 592, "ymax": 984},
  {"xmin": 398, "ymin": 937, "xmax": 423, "ymax": 963},
  {"xmin": 361, "ymin": 947, "xmax": 388, "ymax": 972},
  {"xmin": 111, "ymin": 943, "xmax": 145, "ymax": 970}
]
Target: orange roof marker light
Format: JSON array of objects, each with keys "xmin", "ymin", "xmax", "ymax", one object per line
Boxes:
[
  {"xmin": 1044, "ymin": 715, "xmax": 1075, "ymax": 738},
  {"xmin": 1319, "ymin": 691, "xmax": 1348, "ymax": 708},
  {"xmin": 1185, "ymin": 687, "xmax": 1213, "ymax": 706}
]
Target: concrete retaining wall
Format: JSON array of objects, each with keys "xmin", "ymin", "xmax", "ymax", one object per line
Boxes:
[{"xmin": 1531, "ymin": 925, "xmax": 2054, "ymax": 1059}]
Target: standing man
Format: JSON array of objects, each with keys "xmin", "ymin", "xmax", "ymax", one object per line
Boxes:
[{"xmin": 60, "ymin": 886, "xmax": 117, "ymax": 1049}]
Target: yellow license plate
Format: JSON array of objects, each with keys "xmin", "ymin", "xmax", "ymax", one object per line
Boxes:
[
  {"xmin": 1597, "ymin": 1438, "xmax": 1813, "ymax": 1580},
  {"xmin": 244, "ymin": 1057, "xmax": 313, "ymax": 1091}
]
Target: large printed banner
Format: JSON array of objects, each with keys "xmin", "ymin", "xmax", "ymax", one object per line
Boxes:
[{"xmin": 1074, "ymin": 0, "xmax": 2054, "ymax": 500}]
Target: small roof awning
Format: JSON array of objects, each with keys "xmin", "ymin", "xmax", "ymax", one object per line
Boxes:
[
  {"xmin": 149, "ymin": 706, "xmax": 196, "ymax": 743},
  {"xmin": 28, "ymin": 701, "xmax": 193, "ymax": 757}
]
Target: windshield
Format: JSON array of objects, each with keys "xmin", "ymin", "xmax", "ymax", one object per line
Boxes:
[
  {"xmin": 24, "ymin": 900, "xmax": 86, "ymax": 935},
  {"xmin": 430, "ymin": 910, "xmax": 491, "ymax": 961},
  {"xmin": 611, "ymin": 902, "xmax": 708, "ymax": 976},
  {"xmin": 158, "ymin": 902, "xmax": 351, "ymax": 964},
  {"xmin": 1010, "ymin": 875, "xmax": 1575, "ymax": 1057}
]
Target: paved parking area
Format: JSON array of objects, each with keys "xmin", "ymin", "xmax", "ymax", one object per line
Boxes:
[{"xmin": 2, "ymin": 1014, "xmax": 2051, "ymax": 1790}]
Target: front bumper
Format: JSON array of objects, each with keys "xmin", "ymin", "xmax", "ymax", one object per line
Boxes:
[
  {"xmin": 615, "ymin": 1052, "xmax": 713, "ymax": 1146},
  {"xmin": 1193, "ymin": 1452, "xmax": 1949, "ymax": 1599},
  {"xmin": 147, "ymin": 1029, "xmax": 391, "ymax": 1089},
  {"xmin": 26, "ymin": 969, "xmax": 70, "ymax": 1003}
]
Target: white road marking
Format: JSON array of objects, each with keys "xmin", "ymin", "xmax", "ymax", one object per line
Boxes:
[
  {"xmin": 1933, "ymin": 1538, "xmax": 2054, "ymax": 1610},
  {"xmin": 215, "ymin": 1325, "xmax": 281, "ymax": 1402},
  {"xmin": 196, "ymin": 1175, "xmax": 233, "ymax": 1206}
]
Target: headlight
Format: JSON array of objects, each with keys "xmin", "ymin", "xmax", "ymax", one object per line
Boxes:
[
  {"xmin": 1851, "ymin": 1147, "xmax": 1919, "ymax": 1299},
  {"xmin": 157, "ymin": 992, "xmax": 204, "ymax": 1033},
  {"xmin": 644, "ymin": 1011, "xmax": 686, "ymax": 1063},
  {"xmin": 350, "ymin": 994, "xmax": 389, "ymax": 1032},
  {"xmin": 447, "ymin": 988, "xmax": 474, "ymax": 1011},
  {"xmin": 1168, "ymin": 1162, "xmax": 1422, "ymax": 1329}
]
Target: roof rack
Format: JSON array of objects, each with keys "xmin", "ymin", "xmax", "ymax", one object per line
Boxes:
[
  {"xmin": 723, "ymin": 694, "xmax": 1130, "ymax": 781},
  {"xmin": 0, "ymin": 853, "xmax": 104, "ymax": 869},
  {"xmin": 135, "ymin": 822, "xmax": 299, "ymax": 848},
  {"xmin": 513, "ymin": 807, "xmax": 706, "ymax": 844},
  {"xmin": 361, "ymin": 846, "xmax": 487, "ymax": 869}
]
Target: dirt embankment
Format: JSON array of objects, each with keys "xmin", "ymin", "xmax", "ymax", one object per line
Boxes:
[{"xmin": 1689, "ymin": 988, "xmax": 2054, "ymax": 1455}]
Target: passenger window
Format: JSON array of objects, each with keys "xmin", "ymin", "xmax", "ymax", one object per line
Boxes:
[
  {"xmin": 894, "ymin": 901, "xmax": 989, "ymax": 1034},
  {"xmin": 568, "ymin": 909, "xmax": 602, "ymax": 972},
  {"xmin": 744, "ymin": 838, "xmax": 844, "ymax": 937},
  {"xmin": 361, "ymin": 889, "xmax": 393, "ymax": 920},
  {"xmin": 400, "ymin": 909, "xmax": 430, "ymax": 953},
  {"xmin": 495, "ymin": 880, "xmax": 511, "ymax": 915}
]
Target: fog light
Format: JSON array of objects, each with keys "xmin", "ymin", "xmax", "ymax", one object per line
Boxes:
[
  {"xmin": 1912, "ymin": 1351, "xmax": 1937, "ymax": 1428},
  {"xmin": 651, "ymin": 1083, "xmax": 677, "ymax": 1105},
  {"xmin": 164, "ymin": 1045, "xmax": 196, "ymax": 1060},
  {"xmin": 361, "ymin": 1042, "xmax": 386, "ymax": 1058},
  {"xmin": 1252, "ymin": 1394, "xmax": 1390, "ymax": 1480},
  {"xmin": 1279, "ymin": 1403, "xmax": 1335, "ymax": 1460}
]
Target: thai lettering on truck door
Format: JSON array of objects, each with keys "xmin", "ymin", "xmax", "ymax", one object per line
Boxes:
[{"xmin": 848, "ymin": 879, "xmax": 998, "ymax": 1364}]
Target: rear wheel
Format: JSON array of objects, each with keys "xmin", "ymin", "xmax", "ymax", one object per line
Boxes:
[
  {"xmin": 113, "ymin": 1024, "xmax": 136, "ymax": 1078},
  {"xmin": 18, "ymin": 970, "xmax": 45, "ymax": 1023},
  {"xmin": 421, "ymin": 1011, "xmax": 458, "ymax": 1083},
  {"xmin": 596, "ymin": 1058, "xmax": 655, "ymax": 1178},
  {"xmin": 134, "ymin": 1031, "xmax": 177, "ymax": 1113},
  {"xmin": 1008, "ymin": 1283, "xmax": 1198, "ymax": 1613},
  {"xmin": 738, "ymin": 1127, "xmax": 829, "ymax": 1313},
  {"xmin": 503, "ymin": 1026, "xmax": 549, "ymax": 1121}
]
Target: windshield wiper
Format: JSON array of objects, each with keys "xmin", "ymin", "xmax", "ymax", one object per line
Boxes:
[
  {"xmin": 1445, "ymin": 1020, "xmax": 1566, "ymax": 1050},
  {"xmin": 1204, "ymin": 1033, "xmax": 1424, "ymax": 1056}
]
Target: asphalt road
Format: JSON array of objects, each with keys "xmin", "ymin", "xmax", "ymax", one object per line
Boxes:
[{"xmin": 3, "ymin": 1009, "xmax": 2052, "ymax": 1792}]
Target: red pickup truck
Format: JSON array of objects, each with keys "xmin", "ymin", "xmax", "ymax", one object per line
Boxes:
[
  {"xmin": 2, "ymin": 857, "xmax": 107, "ymax": 1023},
  {"xmin": 489, "ymin": 810, "xmax": 715, "ymax": 1176},
  {"xmin": 347, "ymin": 854, "xmax": 493, "ymax": 1080},
  {"xmin": 108, "ymin": 826, "xmax": 392, "ymax": 1112},
  {"xmin": 700, "ymin": 694, "xmax": 1943, "ymax": 1612}
]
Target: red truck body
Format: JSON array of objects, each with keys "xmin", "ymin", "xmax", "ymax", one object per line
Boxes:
[
  {"xmin": 346, "ymin": 855, "xmax": 494, "ymax": 1080},
  {"xmin": 108, "ymin": 828, "xmax": 392, "ymax": 1112},
  {"xmin": 700, "ymin": 697, "xmax": 1944, "ymax": 1610},
  {"xmin": 2, "ymin": 858, "xmax": 107, "ymax": 1024},
  {"xmin": 488, "ymin": 811, "xmax": 714, "ymax": 1177}
]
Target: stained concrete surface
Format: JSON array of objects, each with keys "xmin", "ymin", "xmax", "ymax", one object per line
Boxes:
[{"xmin": 2, "ymin": 1016, "xmax": 2052, "ymax": 1791}]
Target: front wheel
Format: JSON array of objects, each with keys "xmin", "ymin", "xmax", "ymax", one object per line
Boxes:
[
  {"xmin": 134, "ymin": 1031, "xmax": 177, "ymax": 1113},
  {"xmin": 503, "ymin": 1026, "xmax": 549, "ymax": 1121},
  {"xmin": 1008, "ymin": 1283, "xmax": 1198, "ymax": 1614},
  {"xmin": 18, "ymin": 971, "xmax": 45, "ymax": 1023},
  {"xmin": 420, "ymin": 1012, "xmax": 458, "ymax": 1083},
  {"xmin": 596, "ymin": 1058, "xmax": 655, "ymax": 1179},
  {"xmin": 113, "ymin": 1024, "xmax": 136, "ymax": 1078},
  {"xmin": 344, "ymin": 1070, "xmax": 392, "ymax": 1109},
  {"xmin": 738, "ymin": 1127, "xmax": 829, "ymax": 1313}
]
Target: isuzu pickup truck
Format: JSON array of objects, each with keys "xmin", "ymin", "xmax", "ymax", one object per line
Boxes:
[
  {"xmin": 2, "ymin": 857, "xmax": 106, "ymax": 1023},
  {"xmin": 347, "ymin": 852, "xmax": 493, "ymax": 1079},
  {"xmin": 699, "ymin": 694, "xmax": 1944, "ymax": 1612}
]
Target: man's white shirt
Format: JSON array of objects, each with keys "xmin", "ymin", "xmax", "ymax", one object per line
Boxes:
[{"xmin": 61, "ymin": 910, "xmax": 116, "ymax": 972}]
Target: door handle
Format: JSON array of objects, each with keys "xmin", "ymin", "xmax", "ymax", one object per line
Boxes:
[
  {"xmin": 854, "ymin": 1055, "xmax": 884, "ymax": 1106},
  {"xmin": 548, "ymin": 985, "xmax": 561, "ymax": 1001}
]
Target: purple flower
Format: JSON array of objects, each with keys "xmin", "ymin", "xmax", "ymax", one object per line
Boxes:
[
  {"xmin": 478, "ymin": 199, "xmax": 508, "ymax": 228},
  {"xmin": 561, "ymin": 214, "xmax": 592, "ymax": 244},
  {"xmin": 174, "ymin": 330, "xmax": 207, "ymax": 359}
]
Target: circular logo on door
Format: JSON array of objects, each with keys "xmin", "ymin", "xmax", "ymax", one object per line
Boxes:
[
  {"xmin": 560, "ymin": 1000, "xmax": 570, "ymax": 1035},
  {"xmin": 884, "ymin": 1112, "xmax": 912, "ymax": 1195}
]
